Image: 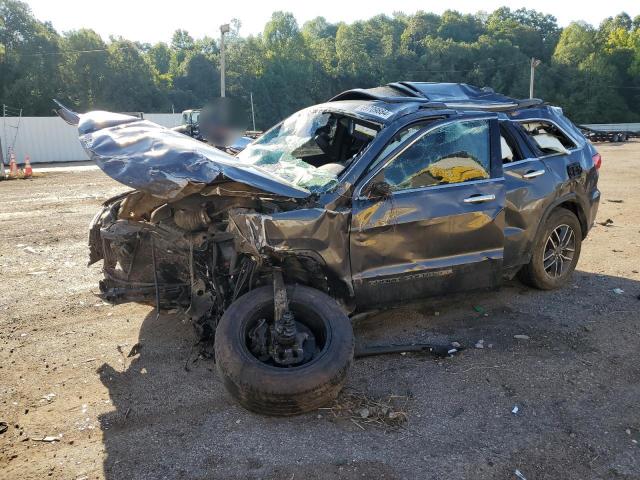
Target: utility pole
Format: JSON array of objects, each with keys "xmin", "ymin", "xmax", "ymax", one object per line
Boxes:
[
  {"xmin": 529, "ymin": 57, "xmax": 541, "ymax": 99},
  {"xmin": 250, "ymin": 91, "xmax": 256, "ymax": 131},
  {"xmin": 0, "ymin": 105, "xmax": 5, "ymax": 178},
  {"xmin": 220, "ymin": 24, "xmax": 230, "ymax": 98},
  {"xmin": 0, "ymin": 134, "xmax": 5, "ymax": 178}
]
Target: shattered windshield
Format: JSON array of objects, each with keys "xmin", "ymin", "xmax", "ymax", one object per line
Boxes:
[{"xmin": 237, "ymin": 107, "xmax": 377, "ymax": 193}]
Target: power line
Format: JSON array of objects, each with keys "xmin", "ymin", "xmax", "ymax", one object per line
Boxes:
[
  {"xmin": 6, "ymin": 46, "xmax": 125, "ymax": 57},
  {"xmin": 399, "ymin": 59, "xmax": 530, "ymax": 75}
]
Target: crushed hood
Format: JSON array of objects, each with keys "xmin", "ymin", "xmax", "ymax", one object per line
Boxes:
[{"xmin": 57, "ymin": 104, "xmax": 311, "ymax": 200}]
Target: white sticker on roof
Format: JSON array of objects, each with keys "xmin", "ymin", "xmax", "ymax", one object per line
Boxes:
[{"xmin": 355, "ymin": 104, "xmax": 394, "ymax": 119}]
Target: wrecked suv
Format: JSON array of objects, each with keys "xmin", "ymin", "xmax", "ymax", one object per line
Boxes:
[{"xmin": 59, "ymin": 82, "xmax": 600, "ymax": 415}]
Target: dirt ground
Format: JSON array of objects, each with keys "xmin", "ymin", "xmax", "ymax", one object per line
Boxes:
[{"xmin": 1, "ymin": 141, "xmax": 639, "ymax": 480}]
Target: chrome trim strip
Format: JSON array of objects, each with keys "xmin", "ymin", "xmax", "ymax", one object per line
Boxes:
[
  {"xmin": 357, "ymin": 177, "xmax": 503, "ymax": 200},
  {"xmin": 503, "ymin": 157, "xmax": 539, "ymax": 168}
]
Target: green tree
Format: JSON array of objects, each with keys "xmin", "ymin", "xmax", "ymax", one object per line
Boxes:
[
  {"xmin": 2, "ymin": 4, "xmax": 640, "ymax": 125},
  {"xmin": 60, "ymin": 29, "xmax": 108, "ymax": 109},
  {"xmin": 0, "ymin": 0, "xmax": 63, "ymax": 114},
  {"xmin": 103, "ymin": 39, "xmax": 165, "ymax": 112}
]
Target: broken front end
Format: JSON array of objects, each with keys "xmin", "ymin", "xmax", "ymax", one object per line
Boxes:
[
  {"xmin": 62, "ymin": 103, "xmax": 360, "ymax": 415},
  {"xmin": 89, "ymin": 185, "xmax": 315, "ymax": 339}
]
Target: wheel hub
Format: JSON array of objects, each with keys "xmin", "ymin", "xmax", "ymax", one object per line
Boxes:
[
  {"xmin": 543, "ymin": 224, "xmax": 575, "ymax": 278},
  {"xmin": 247, "ymin": 316, "xmax": 316, "ymax": 367}
]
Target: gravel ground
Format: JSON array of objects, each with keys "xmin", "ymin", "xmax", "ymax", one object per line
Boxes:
[{"xmin": 1, "ymin": 141, "xmax": 639, "ymax": 480}]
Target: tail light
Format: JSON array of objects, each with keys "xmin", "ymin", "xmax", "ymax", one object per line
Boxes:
[{"xmin": 593, "ymin": 153, "xmax": 602, "ymax": 170}]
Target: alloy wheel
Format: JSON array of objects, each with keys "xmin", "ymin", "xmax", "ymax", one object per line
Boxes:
[{"xmin": 542, "ymin": 224, "xmax": 575, "ymax": 277}]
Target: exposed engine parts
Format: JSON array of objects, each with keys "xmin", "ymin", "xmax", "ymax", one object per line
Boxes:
[{"xmin": 90, "ymin": 184, "xmax": 350, "ymax": 355}]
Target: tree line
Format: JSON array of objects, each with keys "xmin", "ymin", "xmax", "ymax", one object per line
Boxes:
[{"xmin": 1, "ymin": 0, "xmax": 639, "ymax": 129}]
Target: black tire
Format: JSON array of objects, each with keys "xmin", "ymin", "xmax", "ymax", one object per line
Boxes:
[
  {"xmin": 214, "ymin": 285, "xmax": 354, "ymax": 416},
  {"xmin": 518, "ymin": 208, "xmax": 582, "ymax": 290}
]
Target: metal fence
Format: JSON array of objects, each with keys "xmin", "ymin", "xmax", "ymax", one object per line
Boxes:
[{"xmin": 1, "ymin": 113, "xmax": 182, "ymax": 164}]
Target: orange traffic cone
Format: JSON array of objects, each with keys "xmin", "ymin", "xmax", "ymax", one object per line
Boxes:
[
  {"xmin": 9, "ymin": 149, "xmax": 18, "ymax": 178},
  {"xmin": 23, "ymin": 154, "xmax": 32, "ymax": 178}
]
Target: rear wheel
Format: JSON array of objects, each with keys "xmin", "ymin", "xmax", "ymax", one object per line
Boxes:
[
  {"xmin": 518, "ymin": 208, "xmax": 582, "ymax": 290},
  {"xmin": 214, "ymin": 285, "xmax": 354, "ymax": 416}
]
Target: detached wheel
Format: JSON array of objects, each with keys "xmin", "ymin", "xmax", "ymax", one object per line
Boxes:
[
  {"xmin": 214, "ymin": 285, "xmax": 354, "ymax": 416},
  {"xmin": 518, "ymin": 208, "xmax": 582, "ymax": 290}
]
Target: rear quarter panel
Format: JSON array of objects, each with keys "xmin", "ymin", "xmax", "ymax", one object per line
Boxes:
[{"xmin": 503, "ymin": 109, "xmax": 600, "ymax": 271}]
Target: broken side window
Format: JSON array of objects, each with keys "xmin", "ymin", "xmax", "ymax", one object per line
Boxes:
[
  {"xmin": 379, "ymin": 119, "xmax": 491, "ymax": 191},
  {"xmin": 519, "ymin": 120, "xmax": 575, "ymax": 156}
]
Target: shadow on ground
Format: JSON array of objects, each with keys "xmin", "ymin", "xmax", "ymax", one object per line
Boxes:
[{"xmin": 98, "ymin": 271, "xmax": 640, "ymax": 479}]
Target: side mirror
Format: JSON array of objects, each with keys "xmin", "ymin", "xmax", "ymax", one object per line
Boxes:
[{"xmin": 364, "ymin": 180, "xmax": 392, "ymax": 200}]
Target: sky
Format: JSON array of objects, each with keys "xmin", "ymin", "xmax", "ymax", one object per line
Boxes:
[{"xmin": 25, "ymin": 0, "xmax": 639, "ymax": 44}]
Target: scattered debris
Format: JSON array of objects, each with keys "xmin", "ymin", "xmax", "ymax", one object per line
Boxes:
[
  {"xmin": 34, "ymin": 436, "xmax": 60, "ymax": 443},
  {"xmin": 512, "ymin": 405, "xmax": 519, "ymax": 414},
  {"xmin": 473, "ymin": 305, "xmax": 488, "ymax": 316},
  {"xmin": 27, "ymin": 271, "xmax": 48, "ymax": 276},
  {"xmin": 354, "ymin": 342, "xmax": 463, "ymax": 358},
  {"xmin": 0, "ymin": 422, "xmax": 7, "ymax": 434},
  {"xmin": 321, "ymin": 390, "xmax": 411, "ymax": 430},
  {"xmin": 42, "ymin": 393, "xmax": 56, "ymax": 402},
  {"xmin": 514, "ymin": 469, "xmax": 527, "ymax": 480},
  {"xmin": 116, "ymin": 344, "xmax": 129, "ymax": 370},
  {"xmin": 127, "ymin": 343, "xmax": 142, "ymax": 357},
  {"xmin": 514, "ymin": 335, "xmax": 530, "ymax": 340},
  {"xmin": 613, "ymin": 288, "xmax": 624, "ymax": 295},
  {"xmin": 598, "ymin": 218, "xmax": 614, "ymax": 227},
  {"xmin": 475, "ymin": 339, "xmax": 485, "ymax": 349},
  {"xmin": 23, "ymin": 246, "xmax": 38, "ymax": 254},
  {"xmin": 607, "ymin": 199, "xmax": 624, "ymax": 203}
]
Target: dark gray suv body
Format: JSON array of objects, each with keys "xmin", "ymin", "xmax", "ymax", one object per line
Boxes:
[{"xmin": 63, "ymin": 82, "xmax": 601, "ymax": 415}]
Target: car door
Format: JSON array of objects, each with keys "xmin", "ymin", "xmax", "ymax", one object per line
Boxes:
[
  {"xmin": 501, "ymin": 121, "xmax": 556, "ymax": 270},
  {"xmin": 502, "ymin": 118, "xmax": 591, "ymax": 271},
  {"xmin": 349, "ymin": 116, "xmax": 506, "ymax": 307}
]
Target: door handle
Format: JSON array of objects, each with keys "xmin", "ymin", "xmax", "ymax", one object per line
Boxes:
[
  {"xmin": 522, "ymin": 169, "xmax": 545, "ymax": 179},
  {"xmin": 463, "ymin": 194, "xmax": 496, "ymax": 204}
]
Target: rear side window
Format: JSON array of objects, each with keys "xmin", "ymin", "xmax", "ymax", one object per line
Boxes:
[
  {"xmin": 519, "ymin": 121, "xmax": 575, "ymax": 156},
  {"xmin": 380, "ymin": 120, "xmax": 491, "ymax": 191}
]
